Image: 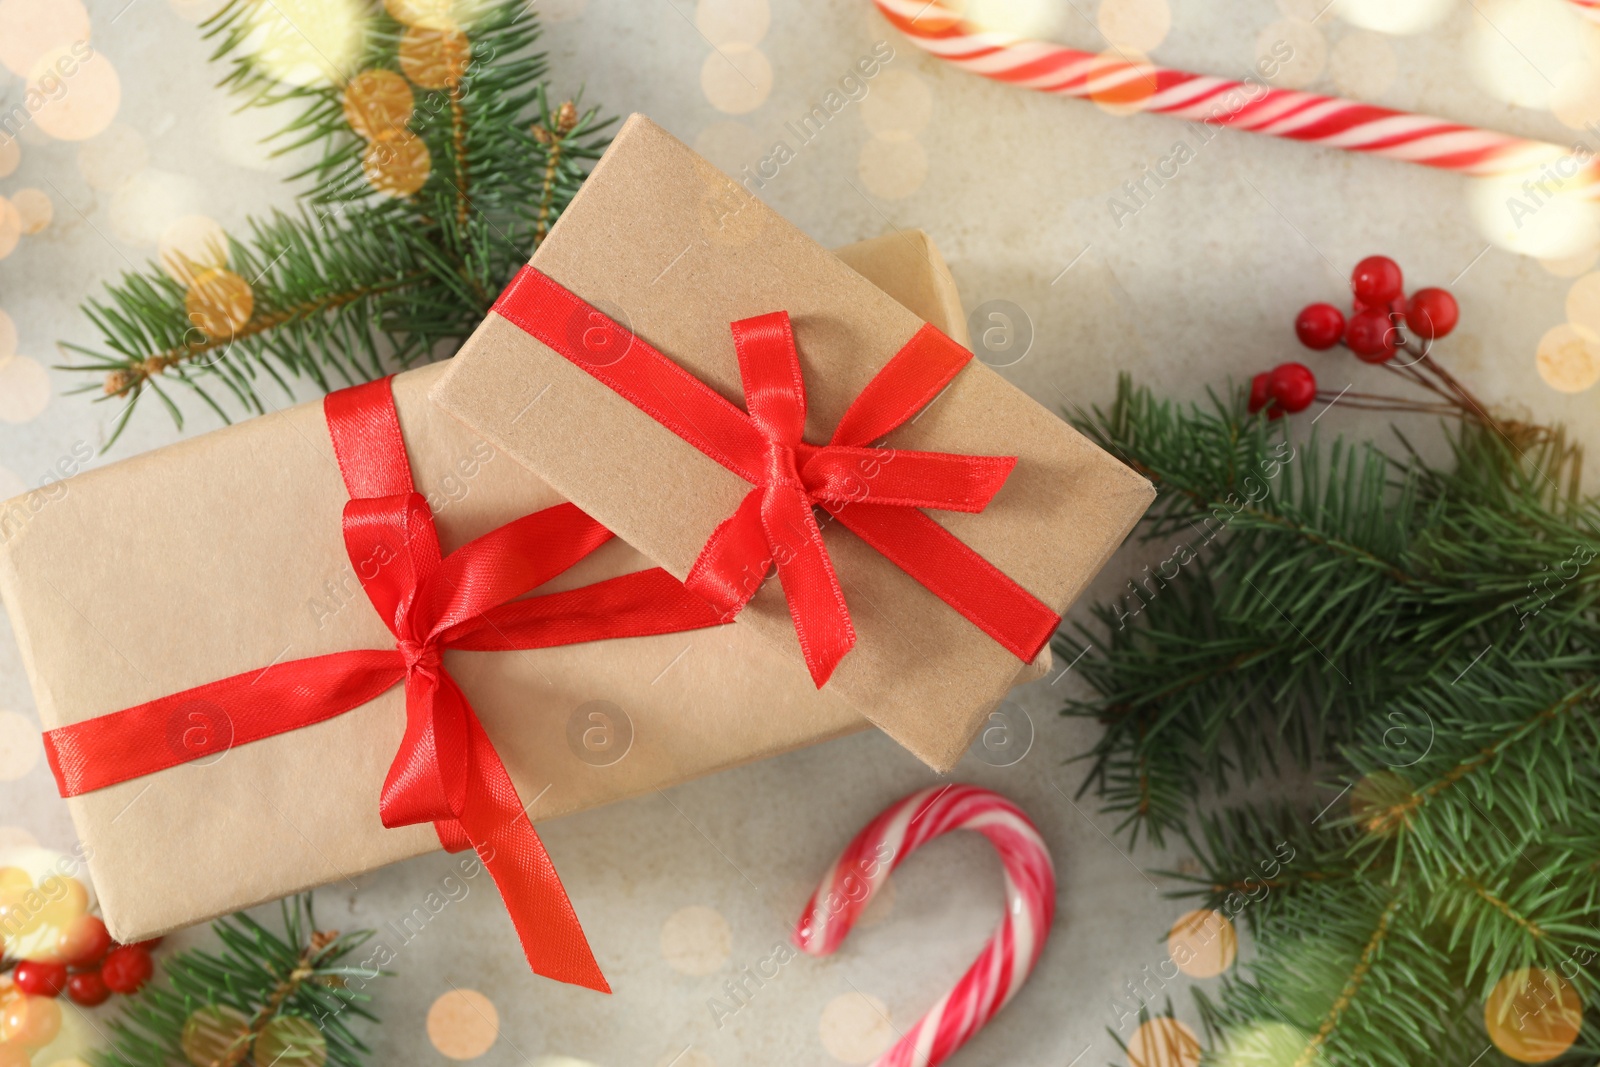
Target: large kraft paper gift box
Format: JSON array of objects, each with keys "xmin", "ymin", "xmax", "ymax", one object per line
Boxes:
[
  {"xmin": 0, "ymin": 228, "xmax": 1012, "ymax": 945},
  {"xmin": 433, "ymin": 114, "xmax": 1155, "ymax": 770}
]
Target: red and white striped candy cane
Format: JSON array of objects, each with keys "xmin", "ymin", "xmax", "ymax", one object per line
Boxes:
[
  {"xmin": 795, "ymin": 784, "xmax": 1055, "ymax": 1067},
  {"xmin": 871, "ymin": 0, "xmax": 1598, "ymax": 195}
]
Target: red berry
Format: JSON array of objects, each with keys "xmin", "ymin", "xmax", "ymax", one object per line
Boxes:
[
  {"xmin": 1268, "ymin": 362, "xmax": 1317, "ymax": 414},
  {"xmin": 13, "ymin": 960, "xmax": 67, "ymax": 998},
  {"xmin": 99, "ymin": 945, "xmax": 152, "ymax": 994},
  {"xmin": 59, "ymin": 915, "xmax": 113, "ymax": 968},
  {"xmin": 1294, "ymin": 303, "xmax": 1345, "ymax": 350},
  {"xmin": 1248, "ymin": 372, "xmax": 1271, "ymax": 413},
  {"xmin": 1344, "ymin": 308, "xmax": 1398, "ymax": 363},
  {"xmin": 1404, "ymin": 287, "xmax": 1458, "ymax": 340},
  {"xmin": 1351, "ymin": 256, "xmax": 1403, "ymax": 305},
  {"xmin": 65, "ymin": 970, "xmax": 111, "ymax": 1007}
]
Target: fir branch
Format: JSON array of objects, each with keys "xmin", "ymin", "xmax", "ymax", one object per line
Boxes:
[{"xmin": 92, "ymin": 896, "xmax": 384, "ymax": 1067}]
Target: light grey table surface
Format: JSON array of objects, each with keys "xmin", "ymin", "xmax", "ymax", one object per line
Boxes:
[{"xmin": 1, "ymin": 0, "xmax": 1597, "ymax": 1064}]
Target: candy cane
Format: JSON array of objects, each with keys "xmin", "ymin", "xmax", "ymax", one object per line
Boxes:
[
  {"xmin": 795, "ymin": 784, "xmax": 1055, "ymax": 1067},
  {"xmin": 871, "ymin": 0, "xmax": 1598, "ymax": 195}
]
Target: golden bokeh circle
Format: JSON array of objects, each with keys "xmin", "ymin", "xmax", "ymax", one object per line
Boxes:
[
  {"xmin": 0, "ymin": 359, "xmax": 41, "ymax": 424},
  {"xmin": 159, "ymin": 215, "xmax": 229, "ymax": 285},
  {"xmin": 1552, "ymin": 62, "xmax": 1600, "ymax": 130},
  {"xmin": 1167, "ymin": 908, "xmax": 1238, "ymax": 978},
  {"xmin": 695, "ymin": 0, "xmax": 771, "ymax": 47},
  {"xmin": 1539, "ymin": 245, "xmax": 1600, "ymax": 278},
  {"xmin": 818, "ymin": 991, "xmax": 895, "ymax": 1064},
  {"xmin": 185, "ymin": 268, "xmax": 254, "ymax": 341},
  {"xmin": 660, "ymin": 905, "xmax": 732, "ymax": 976},
  {"xmin": 858, "ymin": 136, "xmax": 928, "ymax": 199},
  {"xmin": 343, "ymin": 68, "xmax": 414, "ymax": 141},
  {"xmin": 1486, "ymin": 967, "xmax": 1582, "ymax": 1063},
  {"xmin": 699, "ymin": 43, "xmax": 773, "ymax": 115},
  {"xmin": 1087, "ymin": 51, "xmax": 1158, "ymax": 115},
  {"xmin": 0, "ymin": 991, "xmax": 61, "ymax": 1048},
  {"xmin": 1329, "ymin": 30, "xmax": 1398, "ymax": 100},
  {"xmin": 0, "ymin": 309, "xmax": 16, "ymax": 360},
  {"xmin": 860, "ymin": 69, "xmax": 932, "ymax": 138},
  {"xmin": 242, "ymin": 0, "xmax": 365, "ymax": 87},
  {"xmin": 11, "ymin": 188, "xmax": 50, "ymax": 234},
  {"xmin": 253, "ymin": 1015, "xmax": 327, "ymax": 1067},
  {"xmin": 398, "ymin": 24, "xmax": 470, "ymax": 90},
  {"xmin": 0, "ymin": 136, "xmax": 18, "ymax": 178},
  {"xmin": 1128, "ymin": 1017, "xmax": 1202, "ymax": 1067},
  {"xmin": 180, "ymin": 1005, "xmax": 251, "ymax": 1067},
  {"xmin": 426, "ymin": 989, "xmax": 499, "ymax": 1060},
  {"xmin": 385, "ymin": 0, "xmax": 452, "ymax": 28},
  {"xmin": 1349, "ymin": 769, "xmax": 1414, "ymax": 835},
  {"xmin": 1536, "ymin": 322, "xmax": 1600, "ymax": 393},
  {"xmin": 27, "ymin": 45, "xmax": 121, "ymax": 141},
  {"xmin": 0, "ymin": 0, "xmax": 90, "ymax": 79},
  {"xmin": 1258, "ymin": 20, "xmax": 1326, "ymax": 90},
  {"xmin": 1097, "ymin": 0, "xmax": 1172, "ymax": 54},
  {"xmin": 362, "ymin": 130, "xmax": 432, "ymax": 197},
  {"xmin": 0, "ymin": 198, "xmax": 20, "ymax": 260},
  {"xmin": 1565, "ymin": 271, "xmax": 1600, "ymax": 333}
]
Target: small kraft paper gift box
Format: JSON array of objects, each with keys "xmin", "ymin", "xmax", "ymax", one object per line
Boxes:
[
  {"xmin": 0, "ymin": 225, "xmax": 1025, "ymax": 988},
  {"xmin": 433, "ymin": 114, "xmax": 1156, "ymax": 772}
]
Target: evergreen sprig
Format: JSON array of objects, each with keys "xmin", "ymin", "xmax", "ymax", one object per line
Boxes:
[
  {"xmin": 93, "ymin": 895, "xmax": 384, "ymax": 1067},
  {"xmin": 60, "ymin": 0, "xmax": 612, "ymax": 444},
  {"xmin": 1063, "ymin": 377, "xmax": 1600, "ymax": 1066}
]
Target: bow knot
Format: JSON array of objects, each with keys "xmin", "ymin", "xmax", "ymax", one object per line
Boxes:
[
  {"xmin": 762, "ymin": 440, "xmax": 805, "ymax": 491},
  {"xmin": 397, "ymin": 635, "xmax": 442, "ymax": 676}
]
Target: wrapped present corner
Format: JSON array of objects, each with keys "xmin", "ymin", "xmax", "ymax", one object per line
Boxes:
[
  {"xmin": 432, "ymin": 114, "xmax": 1156, "ymax": 771},
  {"xmin": 0, "ymin": 228, "xmax": 998, "ymax": 974}
]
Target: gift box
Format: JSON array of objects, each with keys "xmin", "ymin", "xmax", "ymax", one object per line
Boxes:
[
  {"xmin": 0, "ymin": 230, "xmax": 1006, "ymax": 955},
  {"xmin": 433, "ymin": 114, "xmax": 1156, "ymax": 770}
]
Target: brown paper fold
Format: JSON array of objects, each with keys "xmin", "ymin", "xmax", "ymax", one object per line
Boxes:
[
  {"xmin": 0, "ymin": 235, "xmax": 990, "ymax": 941},
  {"xmin": 432, "ymin": 114, "xmax": 1155, "ymax": 771}
]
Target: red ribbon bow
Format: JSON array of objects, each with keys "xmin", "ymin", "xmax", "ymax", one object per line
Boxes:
[
  {"xmin": 494, "ymin": 267, "xmax": 1062, "ymax": 687},
  {"xmin": 42, "ymin": 377, "xmax": 725, "ymax": 992}
]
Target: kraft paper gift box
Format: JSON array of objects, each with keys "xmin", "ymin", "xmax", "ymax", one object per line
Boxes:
[
  {"xmin": 432, "ymin": 114, "xmax": 1156, "ymax": 772},
  {"xmin": 0, "ymin": 229, "xmax": 1020, "ymax": 943}
]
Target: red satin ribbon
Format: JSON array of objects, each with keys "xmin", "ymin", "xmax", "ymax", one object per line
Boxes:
[
  {"xmin": 493, "ymin": 267, "xmax": 1062, "ymax": 687},
  {"xmin": 42, "ymin": 376, "xmax": 726, "ymax": 993}
]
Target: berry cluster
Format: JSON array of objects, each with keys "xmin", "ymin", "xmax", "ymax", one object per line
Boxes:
[
  {"xmin": 1250, "ymin": 255, "xmax": 1463, "ymax": 420},
  {"xmin": 0, "ymin": 866, "xmax": 158, "ymax": 1064},
  {"xmin": 11, "ymin": 918, "xmax": 157, "ymax": 1005}
]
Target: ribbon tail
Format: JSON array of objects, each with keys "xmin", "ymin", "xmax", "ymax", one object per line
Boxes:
[
  {"xmin": 455, "ymin": 708, "xmax": 609, "ymax": 992},
  {"xmin": 378, "ymin": 671, "xmax": 470, "ymax": 830},
  {"xmin": 763, "ymin": 487, "xmax": 855, "ymax": 687},
  {"xmin": 685, "ymin": 488, "xmax": 772, "ymax": 621},
  {"xmin": 828, "ymin": 503, "xmax": 1059, "ymax": 663}
]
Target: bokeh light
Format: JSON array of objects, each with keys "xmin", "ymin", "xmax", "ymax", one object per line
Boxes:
[
  {"xmin": 0, "ymin": 0, "xmax": 90, "ymax": 78},
  {"xmin": 1536, "ymin": 322, "xmax": 1600, "ymax": 392},
  {"xmin": 240, "ymin": 0, "xmax": 365, "ymax": 87},
  {"xmin": 1469, "ymin": 171, "xmax": 1600, "ymax": 260},
  {"xmin": 1332, "ymin": 0, "xmax": 1455, "ymax": 34},
  {"xmin": 1167, "ymin": 908, "xmax": 1238, "ymax": 978},
  {"xmin": 1486, "ymin": 967, "xmax": 1582, "ymax": 1063},
  {"xmin": 11, "ymin": 188, "xmax": 51, "ymax": 234},
  {"xmin": 1472, "ymin": 0, "xmax": 1583, "ymax": 109},
  {"xmin": 1128, "ymin": 1017, "xmax": 1202, "ymax": 1067},
  {"xmin": 26, "ymin": 45, "xmax": 121, "ymax": 141}
]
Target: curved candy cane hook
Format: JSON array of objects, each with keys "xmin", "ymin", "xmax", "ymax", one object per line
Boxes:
[{"xmin": 795, "ymin": 784, "xmax": 1056, "ymax": 1067}]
